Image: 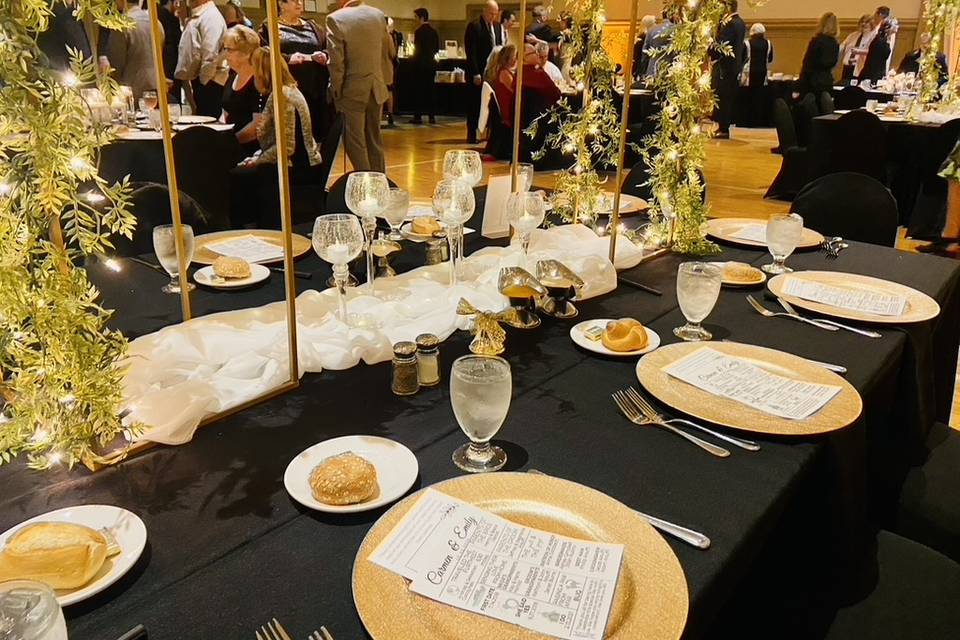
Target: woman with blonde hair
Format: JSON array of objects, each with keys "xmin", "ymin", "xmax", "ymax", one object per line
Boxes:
[
  {"xmin": 839, "ymin": 14, "xmax": 874, "ymax": 81},
  {"xmin": 220, "ymin": 25, "xmax": 263, "ymax": 155},
  {"xmin": 231, "ymin": 47, "xmax": 321, "ymax": 228},
  {"xmin": 487, "ymin": 44, "xmax": 518, "ymax": 127},
  {"xmin": 799, "ymin": 12, "xmax": 840, "ymax": 96}
]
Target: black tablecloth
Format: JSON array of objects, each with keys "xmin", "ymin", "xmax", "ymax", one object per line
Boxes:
[
  {"xmin": 2, "ymin": 213, "xmax": 959, "ymax": 640},
  {"xmin": 395, "ymin": 58, "xmax": 471, "ymax": 117}
]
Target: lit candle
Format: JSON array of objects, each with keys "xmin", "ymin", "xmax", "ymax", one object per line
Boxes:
[
  {"xmin": 359, "ymin": 196, "xmax": 378, "ymax": 217},
  {"xmin": 326, "ymin": 242, "xmax": 352, "ymax": 264}
]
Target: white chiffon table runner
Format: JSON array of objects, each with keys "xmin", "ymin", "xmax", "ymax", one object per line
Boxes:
[{"xmin": 122, "ymin": 224, "xmax": 643, "ymax": 444}]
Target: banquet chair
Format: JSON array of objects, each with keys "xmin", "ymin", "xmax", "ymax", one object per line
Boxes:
[
  {"xmin": 825, "ymin": 110, "xmax": 887, "ymax": 184},
  {"xmin": 291, "ymin": 113, "xmax": 343, "ymax": 222},
  {"xmin": 819, "ymin": 91, "xmax": 835, "ymax": 115},
  {"xmin": 791, "ymin": 173, "xmax": 898, "ymax": 246},
  {"xmin": 113, "ymin": 182, "xmax": 211, "ymax": 257},
  {"xmin": 519, "ymin": 87, "xmax": 568, "ymax": 170},
  {"xmin": 172, "ymin": 126, "xmax": 240, "ymax": 230},
  {"xmin": 906, "ymin": 118, "xmax": 960, "ymax": 237},
  {"xmin": 324, "ymin": 171, "xmax": 399, "ymax": 215},
  {"xmin": 792, "ymin": 93, "xmax": 820, "ymax": 148},
  {"xmin": 764, "ymin": 98, "xmax": 809, "ymax": 201},
  {"xmin": 892, "ymin": 421, "xmax": 960, "ymax": 563},
  {"xmin": 835, "ymin": 85, "xmax": 869, "ymax": 110},
  {"xmin": 823, "ymin": 530, "xmax": 960, "ymax": 640},
  {"xmin": 484, "ymin": 94, "xmax": 513, "ymax": 161}
]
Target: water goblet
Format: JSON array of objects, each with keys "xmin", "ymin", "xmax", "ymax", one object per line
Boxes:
[
  {"xmin": 383, "ymin": 187, "xmax": 409, "ymax": 241},
  {"xmin": 141, "ymin": 90, "xmax": 158, "ymax": 111},
  {"xmin": 762, "ymin": 212, "xmax": 804, "ymax": 274},
  {"xmin": 168, "ymin": 103, "xmax": 182, "ymax": 126},
  {"xmin": 0, "ymin": 581, "xmax": 68, "ymax": 640},
  {"xmin": 506, "ymin": 191, "xmax": 545, "ymax": 267},
  {"xmin": 674, "ymin": 262, "xmax": 722, "ymax": 341},
  {"xmin": 433, "ymin": 179, "xmax": 475, "ymax": 286},
  {"xmin": 313, "ymin": 214, "xmax": 365, "ymax": 322},
  {"xmin": 450, "ymin": 355, "xmax": 512, "ymax": 473},
  {"xmin": 344, "ymin": 171, "xmax": 390, "ymax": 291},
  {"xmin": 153, "ymin": 223, "xmax": 196, "ymax": 293},
  {"xmin": 443, "ymin": 149, "xmax": 483, "ymax": 187}
]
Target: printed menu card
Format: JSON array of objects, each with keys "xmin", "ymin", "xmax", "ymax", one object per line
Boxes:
[
  {"xmin": 664, "ymin": 347, "xmax": 841, "ymax": 420},
  {"xmin": 781, "ymin": 278, "xmax": 907, "ymax": 316},
  {"xmin": 207, "ymin": 235, "xmax": 283, "ymax": 263},
  {"xmin": 370, "ymin": 489, "xmax": 624, "ymax": 640}
]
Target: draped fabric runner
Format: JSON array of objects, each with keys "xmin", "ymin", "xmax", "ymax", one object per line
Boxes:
[{"xmin": 122, "ymin": 224, "xmax": 643, "ymax": 444}]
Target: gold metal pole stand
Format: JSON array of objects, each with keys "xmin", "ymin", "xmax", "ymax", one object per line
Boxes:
[
  {"xmin": 608, "ymin": 0, "xmax": 638, "ymax": 263},
  {"xmin": 510, "ymin": 0, "xmax": 529, "ymax": 193}
]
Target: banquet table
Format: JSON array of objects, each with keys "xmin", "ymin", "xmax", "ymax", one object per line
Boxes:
[
  {"xmin": 1, "ymin": 208, "xmax": 958, "ymax": 639},
  {"xmin": 809, "ymin": 112, "xmax": 959, "ymax": 231}
]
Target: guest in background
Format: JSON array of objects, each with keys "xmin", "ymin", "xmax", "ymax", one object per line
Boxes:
[
  {"xmin": 536, "ymin": 42, "xmax": 564, "ymax": 88},
  {"xmin": 500, "ymin": 9, "xmax": 520, "ymax": 48},
  {"xmin": 525, "ymin": 4, "xmax": 559, "ymax": 62},
  {"xmin": 873, "ymin": 5, "xmax": 898, "ymax": 74},
  {"xmin": 175, "ymin": 0, "xmax": 228, "ymax": 118},
  {"xmin": 642, "ymin": 10, "xmax": 676, "ymax": 80},
  {"xmin": 631, "ymin": 14, "xmax": 657, "ymax": 81},
  {"xmin": 220, "ymin": 25, "xmax": 262, "ymax": 156},
  {"xmin": 488, "ymin": 44, "xmax": 517, "ymax": 127},
  {"xmin": 798, "ymin": 12, "xmax": 839, "ymax": 97},
  {"xmin": 859, "ymin": 18, "xmax": 892, "ymax": 83},
  {"xmin": 464, "ymin": 0, "xmax": 503, "ymax": 144},
  {"xmin": 37, "ymin": 2, "xmax": 93, "ymax": 71},
  {"xmin": 711, "ymin": 0, "xmax": 746, "ymax": 139},
  {"xmin": 383, "ymin": 17, "xmax": 401, "ymax": 128},
  {"xmin": 743, "ymin": 23, "xmax": 773, "ymax": 127},
  {"xmin": 259, "ymin": 0, "xmax": 331, "ymax": 143},
  {"xmin": 107, "ymin": 0, "xmax": 160, "ymax": 101},
  {"xmin": 221, "ymin": 0, "xmax": 253, "ymax": 29},
  {"xmin": 326, "ymin": 0, "xmax": 393, "ymax": 172},
  {"xmin": 410, "ymin": 7, "xmax": 440, "ymax": 125},
  {"xmin": 899, "ymin": 32, "xmax": 948, "ymax": 85},
  {"xmin": 232, "ymin": 46, "xmax": 321, "ymax": 228},
  {"xmin": 515, "ymin": 43, "xmax": 561, "ymax": 120},
  {"xmin": 839, "ymin": 14, "xmax": 873, "ymax": 82},
  {"xmin": 158, "ymin": 0, "xmax": 182, "ymax": 104}
]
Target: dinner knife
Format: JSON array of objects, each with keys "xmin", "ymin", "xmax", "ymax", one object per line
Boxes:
[
  {"xmin": 526, "ymin": 469, "xmax": 710, "ymax": 549},
  {"xmin": 777, "ymin": 298, "xmax": 882, "ymax": 339}
]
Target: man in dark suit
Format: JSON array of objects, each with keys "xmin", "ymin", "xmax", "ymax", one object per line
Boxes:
[
  {"xmin": 464, "ymin": 0, "xmax": 502, "ymax": 144},
  {"xmin": 411, "ymin": 7, "xmax": 440, "ymax": 124},
  {"xmin": 711, "ymin": 0, "xmax": 747, "ymax": 139}
]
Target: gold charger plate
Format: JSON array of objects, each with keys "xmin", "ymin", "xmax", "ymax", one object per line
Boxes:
[
  {"xmin": 192, "ymin": 229, "xmax": 312, "ymax": 265},
  {"xmin": 352, "ymin": 472, "xmax": 689, "ymax": 640},
  {"xmin": 636, "ymin": 342, "xmax": 862, "ymax": 436},
  {"xmin": 705, "ymin": 217, "xmax": 824, "ymax": 249},
  {"xmin": 768, "ymin": 271, "xmax": 940, "ymax": 324}
]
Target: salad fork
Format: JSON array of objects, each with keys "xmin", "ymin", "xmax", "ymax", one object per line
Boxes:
[
  {"xmin": 613, "ymin": 390, "xmax": 730, "ymax": 457},
  {"xmin": 747, "ymin": 295, "xmax": 839, "ymax": 331}
]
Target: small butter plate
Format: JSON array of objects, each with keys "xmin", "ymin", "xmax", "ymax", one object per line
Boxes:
[
  {"xmin": 284, "ymin": 435, "xmax": 419, "ymax": 514},
  {"xmin": 0, "ymin": 504, "xmax": 147, "ymax": 606},
  {"xmin": 570, "ymin": 319, "xmax": 661, "ymax": 357},
  {"xmin": 709, "ymin": 262, "xmax": 767, "ymax": 287},
  {"xmin": 176, "ymin": 114, "xmax": 216, "ymax": 124},
  {"xmin": 193, "ymin": 263, "xmax": 270, "ymax": 289}
]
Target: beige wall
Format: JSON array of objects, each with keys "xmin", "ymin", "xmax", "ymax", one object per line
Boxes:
[{"xmin": 598, "ymin": 0, "xmax": 922, "ymax": 21}]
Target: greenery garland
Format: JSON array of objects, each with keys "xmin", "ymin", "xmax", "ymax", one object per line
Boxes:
[
  {"xmin": 919, "ymin": 0, "xmax": 959, "ymax": 104},
  {"xmin": 0, "ymin": 0, "xmax": 138, "ymax": 469},
  {"xmin": 525, "ymin": 0, "xmax": 626, "ymax": 224}
]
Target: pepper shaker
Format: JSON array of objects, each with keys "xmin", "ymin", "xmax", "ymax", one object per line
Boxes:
[
  {"xmin": 415, "ymin": 333, "xmax": 441, "ymax": 387},
  {"xmin": 391, "ymin": 341, "xmax": 420, "ymax": 396}
]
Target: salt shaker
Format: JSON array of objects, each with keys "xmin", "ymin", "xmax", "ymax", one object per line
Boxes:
[
  {"xmin": 391, "ymin": 341, "xmax": 420, "ymax": 396},
  {"xmin": 415, "ymin": 333, "xmax": 441, "ymax": 387}
]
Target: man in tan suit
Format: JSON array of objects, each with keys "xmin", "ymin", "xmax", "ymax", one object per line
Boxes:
[{"xmin": 326, "ymin": 0, "xmax": 394, "ymax": 173}]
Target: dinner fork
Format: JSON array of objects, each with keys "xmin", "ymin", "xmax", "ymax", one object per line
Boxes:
[
  {"xmin": 309, "ymin": 628, "xmax": 334, "ymax": 640},
  {"xmin": 625, "ymin": 387, "xmax": 760, "ymax": 452},
  {"xmin": 777, "ymin": 298, "xmax": 882, "ymax": 338},
  {"xmin": 746, "ymin": 295, "xmax": 839, "ymax": 331},
  {"xmin": 612, "ymin": 390, "xmax": 731, "ymax": 457},
  {"xmin": 256, "ymin": 618, "xmax": 291, "ymax": 640}
]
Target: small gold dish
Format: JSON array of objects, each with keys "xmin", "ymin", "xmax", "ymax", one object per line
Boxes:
[
  {"xmin": 536, "ymin": 260, "xmax": 585, "ymax": 319},
  {"xmin": 371, "ymin": 238, "xmax": 401, "ymax": 278},
  {"xmin": 497, "ymin": 267, "xmax": 546, "ymax": 329}
]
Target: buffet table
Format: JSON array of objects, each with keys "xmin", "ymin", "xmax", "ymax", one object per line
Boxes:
[{"xmin": 1, "ymin": 207, "xmax": 958, "ymax": 639}]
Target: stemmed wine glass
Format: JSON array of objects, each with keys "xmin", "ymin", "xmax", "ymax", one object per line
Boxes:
[
  {"xmin": 450, "ymin": 355, "xmax": 512, "ymax": 473},
  {"xmin": 506, "ymin": 191, "xmax": 545, "ymax": 267},
  {"xmin": 762, "ymin": 212, "xmax": 804, "ymax": 274},
  {"xmin": 432, "ymin": 179, "xmax": 475, "ymax": 287},
  {"xmin": 313, "ymin": 214, "xmax": 365, "ymax": 323},
  {"xmin": 443, "ymin": 150, "xmax": 483, "ymax": 266},
  {"xmin": 344, "ymin": 172, "xmax": 390, "ymax": 293},
  {"xmin": 153, "ymin": 224, "xmax": 195, "ymax": 293},
  {"xmin": 382, "ymin": 187, "xmax": 409, "ymax": 241},
  {"xmin": 674, "ymin": 262, "xmax": 722, "ymax": 341},
  {"xmin": 516, "ymin": 163, "xmax": 534, "ymax": 192}
]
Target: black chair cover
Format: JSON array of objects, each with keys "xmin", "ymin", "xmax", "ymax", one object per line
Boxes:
[
  {"xmin": 484, "ymin": 98, "xmax": 513, "ymax": 161},
  {"xmin": 835, "ymin": 85, "xmax": 869, "ymax": 110},
  {"xmin": 172, "ymin": 126, "xmax": 240, "ymax": 229},
  {"xmin": 826, "ymin": 110, "xmax": 887, "ymax": 183},
  {"xmin": 791, "ymin": 172, "xmax": 898, "ymax": 246},
  {"xmin": 765, "ymin": 98, "xmax": 809, "ymax": 201},
  {"xmin": 792, "ymin": 93, "xmax": 820, "ymax": 147},
  {"xmin": 113, "ymin": 182, "xmax": 214, "ymax": 257},
  {"xmin": 907, "ymin": 118, "xmax": 960, "ymax": 238},
  {"xmin": 819, "ymin": 91, "xmax": 835, "ymax": 115}
]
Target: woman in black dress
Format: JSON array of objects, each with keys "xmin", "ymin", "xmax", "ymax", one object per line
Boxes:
[
  {"xmin": 259, "ymin": 0, "xmax": 331, "ymax": 143},
  {"xmin": 859, "ymin": 19, "xmax": 893, "ymax": 84},
  {"xmin": 799, "ymin": 12, "xmax": 840, "ymax": 97},
  {"xmin": 221, "ymin": 25, "xmax": 263, "ymax": 157},
  {"xmin": 745, "ymin": 23, "xmax": 774, "ymax": 127}
]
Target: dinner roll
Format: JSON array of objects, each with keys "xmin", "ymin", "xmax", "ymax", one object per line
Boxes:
[
  {"xmin": 212, "ymin": 256, "xmax": 252, "ymax": 279},
  {"xmin": 601, "ymin": 318, "xmax": 649, "ymax": 352},
  {"xmin": 309, "ymin": 452, "xmax": 378, "ymax": 505},
  {"xmin": 0, "ymin": 522, "xmax": 110, "ymax": 589}
]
